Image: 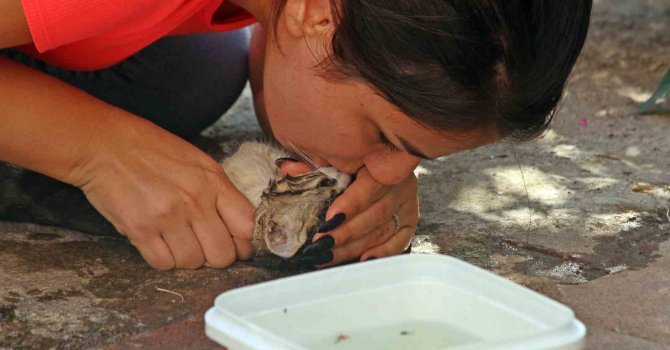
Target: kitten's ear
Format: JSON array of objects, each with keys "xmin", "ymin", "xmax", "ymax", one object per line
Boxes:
[{"xmin": 265, "ymin": 220, "xmax": 297, "ymax": 258}]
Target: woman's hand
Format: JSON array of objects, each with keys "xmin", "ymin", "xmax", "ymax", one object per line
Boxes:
[
  {"xmin": 0, "ymin": 52, "xmax": 253, "ymax": 270},
  {"xmin": 70, "ymin": 117, "xmax": 255, "ymax": 270},
  {"xmin": 312, "ymin": 167, "xmax": 419, "ymax": 266},
  {"xmin": 280, "ymin": 162, "xmax": 419, "ymax": 267}
]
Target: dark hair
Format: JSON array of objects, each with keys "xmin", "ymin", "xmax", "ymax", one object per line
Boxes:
[{"xmin": 272, "ymin": 1, "xmax": 592, "ymax": 141}]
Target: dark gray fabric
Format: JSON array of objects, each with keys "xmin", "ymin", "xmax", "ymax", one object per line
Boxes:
[{"xmin": 1, "ymin": 28, "xmax": 251, "ymax": 139}]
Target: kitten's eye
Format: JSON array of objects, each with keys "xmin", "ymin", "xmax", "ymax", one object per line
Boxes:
[{"xmin": 318, "ymin": 178, "xmax": 335, "ymax": 188}]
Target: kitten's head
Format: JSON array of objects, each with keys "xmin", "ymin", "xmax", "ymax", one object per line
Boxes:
[{"xmin": 256, "ymin": 168, "xmax": 350, "ymax": 258}]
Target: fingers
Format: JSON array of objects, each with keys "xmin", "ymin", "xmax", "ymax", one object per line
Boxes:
[
  {"xmin": 232, "ymin": 237, "xmax": 255, "ymax": 261},
  {"xmin": 314, "ymin": 171, "xmax": 416, "ymax": 245},
  {"xmin": 216, "ymin": 176, "xmax": 257, "ymax": 261},
  {"xmin": 160, "ymin": 226, "xmax": 206, "ymax": 269},
  {"xmin": 312, "ymin": 167, "xmax": 390, "ymax": 243},
  {"xmin": 128, "ymin": 232, "xmax": 176, "ymax": 270},
  {"xmin": 360, "ymin": 194, "xmax": 420, "ymax": 261},
  {"xmin": 298, "ymin": 169, "xmax": 418, "ymax": 267},
  {"xmin": 317, "ymin": 185, "xmax": 399, "ymax": 246},
  {"xmin": 319, "ymin": 199, "xmax": 418, "ymax": 267},
  {"xmin": 129, "ymin": 207, "xmax": 246, "ymax": 270},
  {"xmin": 158, "ymin": 206, "xmax": 206, "ymax": 269},
  {"xmin": 322, "ymin": 217, "xmax": 399, "ymax": 267},
  {"xmin": 360, "ymin": 225, "xmax": 415, "ymax": 261},
  {"xmin": 216, "ymin": 177, "xmax": 255, "ymax": 241},
  {"xmin": 124, "ymin": 180, "xmax": 253, "ymax": 270},
  {"xmin": 191, "ymin": 208, "xmax": 237, "ymax": 268}
]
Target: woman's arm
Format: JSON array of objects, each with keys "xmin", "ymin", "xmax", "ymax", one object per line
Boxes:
[
  {"xmin": 0, "ymin": 0, "xmax": 96, "ymax": 183},
  {"xmin": 0, "ymin": 55, "xmax": 256, "ymax": 269},
  {"xmin": 0, "ymin": 0, "xmax": 32, "ymax": 48},
  {"xmin": 0, "ymin": 4, "xmax": 255, "ymax": 269},
  {"xmin": 0, "ymin": 56, "xmax": 120, "ymax": 185}
]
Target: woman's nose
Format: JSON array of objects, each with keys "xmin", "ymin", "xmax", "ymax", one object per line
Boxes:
[{"xmin": 364, "ymin": 151, "xmax": 421, "ymax": 185}]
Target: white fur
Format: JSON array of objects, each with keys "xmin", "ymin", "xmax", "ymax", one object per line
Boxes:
[
  {"xmin": 222, "ymin": 142, "xmax": 288, "ymax": 208},
  {"xmin": 222, "ymin": 141, "xmax": 353, "ymax": 257},
  {"xmin": 222, "ymin": 141, "xmax": 352, "ymax": 207}
]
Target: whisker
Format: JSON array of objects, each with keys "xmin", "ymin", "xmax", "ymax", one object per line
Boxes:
[
  {"xmin": 285, "ymin": 141, "xmax": 340, "ymax": 180},
  {"xmin": 286, "ymin": 141, "xmax": 320, "ymax": 171}
]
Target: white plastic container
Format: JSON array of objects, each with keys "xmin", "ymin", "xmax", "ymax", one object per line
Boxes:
[{"xmin": 205, "ymin": 255, "xmax": 585, "ymax": 350}]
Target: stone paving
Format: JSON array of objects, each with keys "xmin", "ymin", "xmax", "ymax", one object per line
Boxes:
[{"xmin": 1, "ymin": 0, "xmax": 670, "ymax": 349}]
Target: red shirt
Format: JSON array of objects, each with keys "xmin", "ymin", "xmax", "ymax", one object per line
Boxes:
[{"xmin": 19, "ymin": 0, "xmax": 256, "ymax": 71}]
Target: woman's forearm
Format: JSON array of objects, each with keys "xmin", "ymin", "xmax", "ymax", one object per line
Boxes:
[
  {"xmin": 0, "ymin": 56, "xmax": 150, "ymax": 186},
  {"xmin": 0, "ymin": 0, "xmax": 32, "ymax": 48}
]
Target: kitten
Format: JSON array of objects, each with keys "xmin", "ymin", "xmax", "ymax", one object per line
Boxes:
[
  {"xmin": 222, "ymin": 141, "xmax": 351, "ymax": 259},
  {"xmin": 0, "ymin": 140, "xmax": 350, "ymax": 264}
]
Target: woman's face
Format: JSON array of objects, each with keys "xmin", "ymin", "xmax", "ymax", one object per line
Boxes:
[{"xmin": 260, "ymin": 1, "xmax": 496, "ymax": 185}]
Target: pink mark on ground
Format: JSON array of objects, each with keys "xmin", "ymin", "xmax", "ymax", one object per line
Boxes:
[{"xmin": 579, "ymin": 118, "xmax": 589, "ymax": 126}]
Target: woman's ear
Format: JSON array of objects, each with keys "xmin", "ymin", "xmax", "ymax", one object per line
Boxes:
[{"xmin": 283, "ymin": 0, "xmax": 334, "ymax": 39}]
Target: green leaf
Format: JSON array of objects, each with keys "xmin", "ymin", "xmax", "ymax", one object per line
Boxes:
[{"xmin": 635, "ymin": 67, "xmax": 670, "ymax": 115}]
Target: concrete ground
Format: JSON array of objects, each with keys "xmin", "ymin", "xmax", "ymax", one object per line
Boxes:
[{"xmin": 1, "ymin": 0, "xmax": 669, "ymax": 349}]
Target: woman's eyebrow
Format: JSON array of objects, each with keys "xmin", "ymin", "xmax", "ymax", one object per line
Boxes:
[{"xmin": 398, "ymin": 136, "xmax": 435, "ymax": 160}]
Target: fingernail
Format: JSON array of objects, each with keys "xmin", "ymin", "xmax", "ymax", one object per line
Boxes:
[
  {"xmin": 365, "ymin": 257, "xmax": 377, "ymax": 261},
  {"xmin": 275, "ymin": 157, "xmax": 298, "ymax": 167},
  {"xmin": 403, "ymin": 243, "xmax": 412, "ymax": 255},
  {"xmin": 302, "ymin": 235, "xmax": 335, "ymax": 256},
  {"xmin": 297, "ymin": 251, "xmax": 333, "ymax": 266},
  {"xmin": 318, "ymin": 213, "xmax": 346, "ymax": 233}
]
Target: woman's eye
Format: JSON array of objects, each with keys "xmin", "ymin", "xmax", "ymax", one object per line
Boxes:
[{"xmin": 379, "ymin": 132, "xmax": 402, "ymax": 152}]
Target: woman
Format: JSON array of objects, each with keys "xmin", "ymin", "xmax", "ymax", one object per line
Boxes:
[{"xmin": 0, "ymin": 0, "xmax": 593, "ymax": 269}]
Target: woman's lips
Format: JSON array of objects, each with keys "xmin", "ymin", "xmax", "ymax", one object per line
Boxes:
[
  {"xmin": 278, "ymin": 138, "xmax": 331, "ymax": 168},
  {"xmin": 286, "ymin": 151, "xmax": 331, "ymax": 168}
]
